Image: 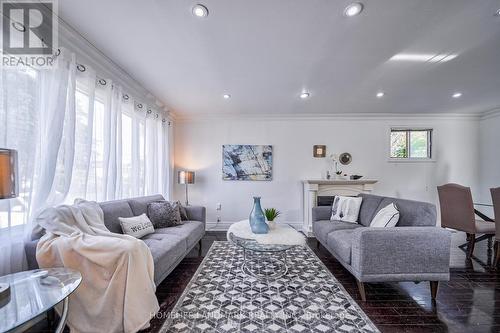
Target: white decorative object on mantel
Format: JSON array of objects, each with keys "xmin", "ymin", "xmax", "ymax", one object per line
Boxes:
[{"xmin": 302, "ymin": 179, "xmax": 378, "ymax": 237}]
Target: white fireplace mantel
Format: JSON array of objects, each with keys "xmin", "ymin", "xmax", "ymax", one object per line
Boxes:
[{"xmin": 302, "ymin": 179, "xmax": 378, "ymax": 236}]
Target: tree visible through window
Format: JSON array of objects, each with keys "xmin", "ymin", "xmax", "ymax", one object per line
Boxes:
[{"xmin": 390, "ymin": 129, "xmax": 432, "ymax": 159}]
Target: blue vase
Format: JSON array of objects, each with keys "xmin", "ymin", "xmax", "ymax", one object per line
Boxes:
[{"xmin": 249, "ymin": 197, "xmax": 269, "ymax": 234}]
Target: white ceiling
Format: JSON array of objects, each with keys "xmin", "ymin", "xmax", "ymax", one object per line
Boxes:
[{"xmin": 59, "ymin": 0, "xmax": 500, "ymax": 116}]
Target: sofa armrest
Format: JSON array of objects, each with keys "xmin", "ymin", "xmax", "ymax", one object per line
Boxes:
[
  {"xmin": 24, "ymin": 239, "xmax": 40, "ymax": 270},
  {"xmin": 185, "ymin": 206, "xmax": 206, "ymax": 224},
  {"xmin": 351, "ymin": 227, "xmax": 451, "ymax": 278},
  {"xmin": 312, "ymin": 206, "xmax": 331, "ymax": 222}
]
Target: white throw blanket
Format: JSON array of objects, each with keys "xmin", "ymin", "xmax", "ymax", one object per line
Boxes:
[{"xmin": 36, "ymin": 199, "xmax": 159, "ymax": 333}]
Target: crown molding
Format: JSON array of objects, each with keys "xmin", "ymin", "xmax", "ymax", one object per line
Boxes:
[
  {"xmin": 480, "ymin": 108, "xmax": 500, "ymax": 120},
  {"xmin": 174, "ymin": 112, "xmax": 483, "ymax": 123},
  {"xmin": 56, "ymin": 15, "xmax": 164, "ymax": 107}
]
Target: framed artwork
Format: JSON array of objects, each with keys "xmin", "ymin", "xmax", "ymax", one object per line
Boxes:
[{"xmin": 222, "ymin": 145, "xmax": 273, "ymax": 181}]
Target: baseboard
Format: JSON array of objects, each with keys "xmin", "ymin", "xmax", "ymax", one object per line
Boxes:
[
  {"xmin": 205, "ymin": 222, "xmax": 233, "ymax": 231},
  {"xmin": 205, "ymin": 221, "xmax": 303, "ymax": 232}
]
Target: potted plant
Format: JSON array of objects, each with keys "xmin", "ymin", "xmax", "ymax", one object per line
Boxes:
[{"xmin": 264, "ymin": 208, "xmax": 281, "ymax": 230}]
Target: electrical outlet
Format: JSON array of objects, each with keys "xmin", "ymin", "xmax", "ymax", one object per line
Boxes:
[{"xmin": 216, "ymin": 203, "xmax": 222, "ymax": 211}]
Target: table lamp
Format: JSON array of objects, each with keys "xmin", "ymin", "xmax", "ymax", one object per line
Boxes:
[
  {"xmin": 178, "ymin": 170, "xmax": 195, "ymax": 206},
  {"xmin": 0, "ymin": 148, "xmax": 18, "ymax": 307}
]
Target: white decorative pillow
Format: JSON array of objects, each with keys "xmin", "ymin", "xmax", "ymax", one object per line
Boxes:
[
  {"xmin": 370, "ymin": 203, "xmax": 400, "ymax": 228},
  {"xmin": 119, "ymin": 214, "xmax": 155, "ymax": 238},
  {"xmin": 330, "ymin": 196, "xmax": 363, "ymax": 223}
]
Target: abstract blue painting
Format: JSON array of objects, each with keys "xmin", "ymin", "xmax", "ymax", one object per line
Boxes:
[{"xmin": 222, "ymin": 145, "xmax": 273, "ymax": 181}]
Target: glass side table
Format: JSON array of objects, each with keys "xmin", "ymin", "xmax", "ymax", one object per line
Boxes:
[{"xmin": 0, "ymin": 268, "xmax": 82, "ymax": 333}]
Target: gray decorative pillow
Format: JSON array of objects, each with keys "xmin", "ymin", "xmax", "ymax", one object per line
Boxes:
[
  {"xmin": 172, "ymin": 201, "xmax": 188, "ymax": 221},
  {"xmin": 119, "ymin": 214, "xmax": 154, "ymax": 238},
  {"xmin": 147, "ymin": 201, "xmax": 182, "ymax": 228}
]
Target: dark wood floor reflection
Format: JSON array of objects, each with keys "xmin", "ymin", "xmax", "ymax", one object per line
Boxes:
[{"xmin": 30, "ymin": 231, "xmax": 500, "ymax": 333}]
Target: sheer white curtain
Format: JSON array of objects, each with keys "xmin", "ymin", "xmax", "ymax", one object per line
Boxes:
[
  {"xmin": 0, "ymin": 50, "xmax": 171, "ymax": 275},
  {"xmin": 0, "ymin": 51, "xmax": 76, "ymax": 275}
]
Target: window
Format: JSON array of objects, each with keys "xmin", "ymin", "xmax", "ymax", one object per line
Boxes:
[{"xmin": 390, "ymin": 128, "xmax": 432, "ymax": 160}]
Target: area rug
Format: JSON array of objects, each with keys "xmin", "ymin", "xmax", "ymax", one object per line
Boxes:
[{"xmin": 160, "ymin": 241, "xmax": 379, "ymax": 333}]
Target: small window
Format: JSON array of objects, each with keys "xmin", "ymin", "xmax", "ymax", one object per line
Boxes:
[{"xmin": 390, "ymin": 128, "xmax": 432, "ymax": 159}]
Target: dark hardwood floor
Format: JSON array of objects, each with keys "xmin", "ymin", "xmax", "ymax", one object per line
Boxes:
[{"xmin": 30, "ymin": 231, "xmax": 500, "ymax": 333}]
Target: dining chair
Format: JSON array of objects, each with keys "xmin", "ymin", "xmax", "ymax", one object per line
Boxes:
[
  {"xmin": 437, "ymin": 183, "xmax": 496, "ymax": 259},
  {"xmin": 491, "ymin": 187, "xmax": 500, "ymax": 266}
]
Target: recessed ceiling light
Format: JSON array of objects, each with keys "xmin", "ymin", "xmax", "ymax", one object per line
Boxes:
[
  {"xmin": 300, "ymin": 92, "xmax": 310, "ymax": 99},
  {"xmin": 390, "ymin": 53, "xmax": 457, "ymax": 63},
  {"xmin": 452, "ymin": 92, "xmax": 462, "ymax": 98},
  {"xmin": 376, "ymin": 91, "xmax": 385, "ymax": 98},
  {"xmin": 223, "ymin": 94, "xmax": 231, "ymax": 99},
  {"xmin": 495, "ymin": 9, "xmax": 500, "ymax": 16},
  {"xmin": 192, "ymin": 4, "xmax": 208, "ymax": 18},
  {"xmin": 344, "ymin": 3, "xmax": 364, "ymax": 17}
]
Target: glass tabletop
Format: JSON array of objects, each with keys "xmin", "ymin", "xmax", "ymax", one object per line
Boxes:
[
  {"xmin": 0, "ymin": 268, "xmax": 82, "ymax": 333},
  {"xmin": 228, "ymin": 232, "xmax": 297, "ymax": 252}
]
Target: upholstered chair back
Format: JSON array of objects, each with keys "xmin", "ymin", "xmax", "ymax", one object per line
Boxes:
[{"xmin": 437, "ymin": 183, "xmax": 476, "ymax": 233}]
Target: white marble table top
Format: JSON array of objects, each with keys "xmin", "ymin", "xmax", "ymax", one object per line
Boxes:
[{"xmin": 227, "ymin": 220, "xmax": 306, "ymax": 246}]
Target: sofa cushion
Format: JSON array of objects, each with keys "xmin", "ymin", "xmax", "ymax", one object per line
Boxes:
[
  {"xmin": 128, "ymin": 194, "xmax": 165, "ymax": 216},
  {"xmin": 141, "ymin": 233, "xmax": 187, "ymax": 284},
  {"xmin": 358, "ymin": 194, "xmax": 384, "ymax": 226},
  {"xmin": 313, "ymin": 220, "xmax": 361, "ymax": 244},
  {"xmin": 376, "ymin": 197, "xmax": 436, "ymax": 227},
  {"xmin": 327, "ymin": 229, "xmax": 355, "ymax": 264},
  {"xmin": 154, "ymin": 221, "xmax": 205, "ymax": 249},
  {"xmin": 99, "ymin": 200, "xmax": 134, "ymax": 234}
]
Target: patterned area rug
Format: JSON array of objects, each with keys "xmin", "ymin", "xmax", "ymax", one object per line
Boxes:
[{"xmin": 160, "ymin": 241, "xmax": 379, "ymax": 333}]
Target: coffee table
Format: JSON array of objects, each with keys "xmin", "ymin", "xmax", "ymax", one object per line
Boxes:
[
  {"xmin": 227, "ymin": 220, "xmax": 305, "ymax": 279},
  {"xmin": 0, "ymin": 268, "xmax": 82, "ymax": 333}
]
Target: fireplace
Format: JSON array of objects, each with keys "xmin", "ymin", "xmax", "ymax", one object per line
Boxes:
[{"xmin": 302, "ymin": 179, "xmax": 378, "ymax": 236}]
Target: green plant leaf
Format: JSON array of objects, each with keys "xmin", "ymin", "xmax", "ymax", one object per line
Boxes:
[{"xmin": 264, "ymin": 208, "xmax": 281, "ymax": 221}]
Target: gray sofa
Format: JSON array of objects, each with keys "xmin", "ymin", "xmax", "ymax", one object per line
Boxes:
[
  {"xmin": 24, "ymin": 195, "xmax": 206, "ymax": 286},
  {"xmin": 312, "ymin": 193, "xmax": 451, "ymax": 301}
]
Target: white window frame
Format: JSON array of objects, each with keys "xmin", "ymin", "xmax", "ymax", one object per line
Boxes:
[{"xmin": 387, "ymin": 127, "xmax": 435, "ymax": 163}]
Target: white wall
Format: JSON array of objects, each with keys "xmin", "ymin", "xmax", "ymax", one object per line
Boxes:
[
  {"xmin": 174, "ymin": 115, "xmax": 480, "ymax": 227},
  {"xmin": 479, "ymin": 113, "xmax": 500, "ymax": 204}
]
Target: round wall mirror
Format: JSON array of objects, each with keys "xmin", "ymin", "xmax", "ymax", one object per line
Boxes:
[{"xmin": 339, "ymin": 152, "xmax": 352, "ymax": 165}]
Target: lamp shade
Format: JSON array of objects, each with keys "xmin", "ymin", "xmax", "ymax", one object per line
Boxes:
[
  {"xmin": 0, "ymin": 149, "xmax": 18, "ymax": 199},
  {"xmin": 178, "ymin": 171, "xmax": 195, "ymax": 184}
]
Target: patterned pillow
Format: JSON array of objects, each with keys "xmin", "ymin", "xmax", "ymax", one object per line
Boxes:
[
  {"xmin": 173, "ymin": 201, "xmax": 189, "ymax": 221},
  {"xmin": 119, "ymin": 214, "xmax": 155, "ymax": 238},
  {"xmin": 330, "ymin": 196, "xmax": 363, "ymax": 223},
  {"xmin": 147, "ymin": 201, "xmax": 182, "ymax": 228},
  {"xmin": 370, "ymin": 203, "xmax": 400, "ymax": 228}
]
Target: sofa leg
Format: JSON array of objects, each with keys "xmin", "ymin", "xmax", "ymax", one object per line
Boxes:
[
  {"xmin": 198, "ymin": 240, "xmax": 202, "ymax": 257},
  {"xmin": 430, "ymin": 281, "xmax": 439, "ymax": 300},
  {"xmin": 356, "ymin": 280, "xmax": 366, "ymax": 302},
  {"xmin": 316, "ymin": 239, "xmax": 320, "ymax": 249},
  {"xmin": 466, "ymin": 233, "xmax": 475, "ymax": 259}
]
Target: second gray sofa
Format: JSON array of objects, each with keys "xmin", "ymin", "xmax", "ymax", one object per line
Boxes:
[
  {"xmin": 25, "ymin": 194, "xmax": 206, "ymax": 286},
  {"xmin": 313, "ymin": 193, "xmax": 451, "ymax": 301}
]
